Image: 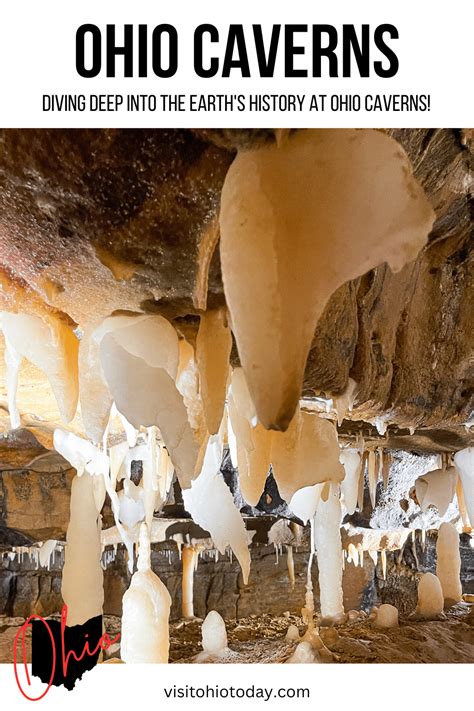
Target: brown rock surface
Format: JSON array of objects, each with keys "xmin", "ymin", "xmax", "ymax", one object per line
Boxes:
[{"xmin": 0, "ymin": 450, "xmax": 73, "ymax": 540}]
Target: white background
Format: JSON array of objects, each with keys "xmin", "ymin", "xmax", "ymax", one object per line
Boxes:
[
  {"xmin": 0, "ymin": 0, "xmax": 471, "ymax": 707},
  {"xmin": 0, "ymin": 0, "xmax": 471, "ymax": 126},
  {"xmin": 0, "ymin": 662, "xmax": 469, "ymax": 709}
]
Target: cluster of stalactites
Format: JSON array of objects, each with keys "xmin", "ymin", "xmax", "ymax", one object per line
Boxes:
[
  {"xmin": 2, "ymin": 131, "xmax": 434, "ymax": 447},
  {"xmin": 0, "ymin": 540, "xmax": 60, "ymax": 570},
  {"xmin": 227, "ymin": 367, "xmax": 345, "ymax": 507},
  {"xmin": 54, "ymin": 424, "xmax": 175, "ymax": 574},
  {"xmin": 339, "ymin": 445, "xmax": 391, "ymax": 515},
  {"xmin": 0, "ymin": 129, "xmax": 438, "ymax": 662}
]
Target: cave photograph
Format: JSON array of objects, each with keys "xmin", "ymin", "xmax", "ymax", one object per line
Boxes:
[{"xmin": 0, "ymin": 128, "xmax": 472, "ymax": 668}]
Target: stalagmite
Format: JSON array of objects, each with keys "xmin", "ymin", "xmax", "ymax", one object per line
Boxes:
[
  {"xmin": 436, "ymin": 522, "xmax": 462, "ymax": 605},
  {"xmin": 201, "ymin": 610, "xmax": 228, "ymax": 655},
  {"xmin": 219, "ymin": 129, "xmax": 434, "ymax": 429},
  {"xmin": 285, "ymin": 625, "xmax": 300, "ymax": 642},
  {"xmin": 287, "ymin": 642, "xmax": 318, "ymax": 664},
  {"xmin": 340, "ymin": 449, "xmax": 361, "ymax": 515},
  {"xmin": 182, "ymin": 434, "xmax": 251, "ymax": 583},
  {"xmin": 121, "ymin": 524, "xmax": 172, "ymax": 663},
  {"xmin": 415, "ymin": 467, "xmax": 457, "ymax": 516},
  {"xmin": 1, "ymin": 311, "xmax": 79, "ymax": 423},
  {"xmin": 61, "ymin": 474, "xmax": 104, "ymax": 626},
  {"xmin": 454, "ymin": 448, "xmax": 474, "ymax": 526},
  {"xmin": 272, "ymin": 410, "xmax": 344, "ymax": 502},
  {"xmin": 182, "ymin": 545, "xmax": 198, "ymax": 618},
  {"xmin": 314, "ymin": 483, "xmax": 344, "ymax": 620},
  {"xmin": 374, "ymin": 604, "xmax": 398, "ymax": 628},
  {"xmin": 416, "ymin": 572, "xmax": 444, "ymax": 619},
  {"xmin": 196, "ymin": 308, "xmax": 232, "ymax": 435}
]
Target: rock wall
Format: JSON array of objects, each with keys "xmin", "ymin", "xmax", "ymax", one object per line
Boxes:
[
  {"xmin": 377, "ymin": 532, "xmax": 474, "ymax": 615},
  {"xmin": 0, "ymin": 542, "xmax": 374, "ymax": 620},
  {"xmin": 2, "ymin": 532, "xmax": 473, "ymax": 621}
]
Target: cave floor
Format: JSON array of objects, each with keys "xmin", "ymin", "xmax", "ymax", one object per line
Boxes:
[{"xmin": 1, "ymin": 604, "xmax": 472, "ymax": 664}]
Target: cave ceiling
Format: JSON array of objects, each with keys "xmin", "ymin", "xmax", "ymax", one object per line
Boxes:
[{"xmin": 0, "ymin": 128, "xmax": 472, "ymax": 454}]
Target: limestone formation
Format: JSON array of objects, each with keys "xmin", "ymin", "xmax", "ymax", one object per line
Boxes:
[
  {"xmin": 0, "ymin": 128, "xmax": 472, "ymax": 667},
  {"xmin": 417, "ymin": 572, "xmax": 444, "ymax": 619},
  {"xmin": 436, "ymin": 522, "xmax": 462, "ymax": 605},
  {"xmin": 219, "ymin": 129, "xmax": 434, "ymax": 429}
]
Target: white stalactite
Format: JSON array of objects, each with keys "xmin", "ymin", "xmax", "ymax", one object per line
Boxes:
[
  {"xmin": 368, "ymin": 450, "xmax": 378, "ymax": 508},
  {"xmin": 219, "ymin": 129, "xmax": 434, "ymax": 430},
  {"xmin": 271, "ymin": 410, "xmax": 344, "ymax": 503},
  {"xmin": 1, "ymin": 311, "xmax": 79, "ymax": 423},
  {"xmin": 415, "ymin": 467, "xmax": 457, "ymax": 516},
  {"xmin": 4, "ymin": 336, "xmax": 22, "ymax": 429},
  {"xmin": 340, "ymin": 449, "xmax": 361, "ymax": 515},
  {"xmin": 289, "ymin": 483, "xmax": 324, "ymax": 525},
  {"xmin": 182, "ymin": 434, "xmax": 251, "ymax": 583},
  {"xmin": 196, "ymin": 308, "xmax": 232, "ymax": 435},
  {"xmin": 100, "ymin": 334, "xmax": 197, "ymax": 489},
  {"xmin": 454, "ymin": 448, "xmax": 473, "ymax": 527}
]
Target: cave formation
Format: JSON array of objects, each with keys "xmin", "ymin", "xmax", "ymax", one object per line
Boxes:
[{"xmin": 0, "ymin": 128, "xmax": 472, "ymax": 665}]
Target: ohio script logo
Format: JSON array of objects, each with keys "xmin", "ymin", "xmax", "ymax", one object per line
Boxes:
[{"xmin": 13, "ymin": 605, "xmax": 120, "ymax": 701}]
